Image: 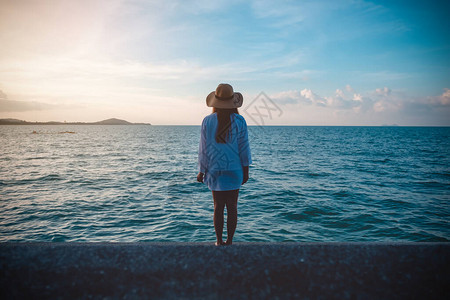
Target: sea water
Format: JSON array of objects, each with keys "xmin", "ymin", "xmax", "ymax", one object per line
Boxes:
[{"xmin": 0, "ymin": 125, "xmax": 449, "ymax": 242}]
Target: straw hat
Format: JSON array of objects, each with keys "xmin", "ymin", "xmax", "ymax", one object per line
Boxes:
[{"xmin": 206, "ymin": 83, "xmax": 243, "ymax": 108}]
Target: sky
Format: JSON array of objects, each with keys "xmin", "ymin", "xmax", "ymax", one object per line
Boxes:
[{"xmin": 0, "ymin": 0, "xmax": 449, "ymax": 125}]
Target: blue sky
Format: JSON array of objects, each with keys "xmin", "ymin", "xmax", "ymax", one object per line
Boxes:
[{"xmin": 0, "ymin": 0, "xmax": 449, "ymax": 125}]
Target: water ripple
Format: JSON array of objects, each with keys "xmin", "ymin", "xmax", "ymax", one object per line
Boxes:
[{"xmin": 0, "ymin": 125, "xmax": 449, "ymax": 242}]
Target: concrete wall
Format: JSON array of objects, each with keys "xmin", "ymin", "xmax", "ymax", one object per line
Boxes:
[{"xmin": 1, "ymin": 242, "xmax": 449, "ymax": 299}]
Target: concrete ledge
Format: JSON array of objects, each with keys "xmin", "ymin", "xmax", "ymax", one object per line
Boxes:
[{"xmin": 1, "ymin": 242, "xmax": 449, "ymax": 299}]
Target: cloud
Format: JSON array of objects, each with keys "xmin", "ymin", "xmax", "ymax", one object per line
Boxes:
[
  {"xmin": 0, "ymin": 100, "xmax": 55, "ymax": 112},
  {"xmin": 360, "ymin": 71, "xmax": 414, "ymax": 82},
  {"xmin": 272, "ymin": 85, "xmax": 365, "ymax": 109},
  {"xmin": 368, "ymin": 87, "xmax": 450, "ymax": 116},
  {"xmin": 0, "ymin": 52, "xmax": 319, "ymax": 107},
  {"xmin": 271, "ymin": 88, "xmax": 328, "ymax": 106},
  {"xmin": 0, "ymin": 0, "xmax": 122, "ymax": 59},
  {"xmin": 250, "ymin": 0, "xmax": 305, "ymax": 27},
  {"xmin": 271, "ymin": 90, "xmax": 307, "ymax": 105},
  {"xmin": 324, "ymin": 88, "xmax": 362, "ymax": 109},
  {"xmin": 266, "ymin": 86, "xmax": 450, "ymax": 125},
  {"xmin": 375, "ymin": 87, "xmax": 391, "ymax": 96},
  {"xmin": 271, "ymin": 86, "xmax": 450, "ymax": 114},
  {"xmin": 0, "ymin": 90, "xmax": 6, "ymax": 100},
  {"xmin": 300, "ymin": 89, "xmax": 327, "ymax": 107},
  {"xmin": 0, "ymin": 90, "xmax": 57, "ymax": 112},
  {"xmin": 370, "ymin": 87, "xmax": 405, "ymax": 112},
  {"xmin": 0, "ymin": 89, "xmax": 82, "ymax": 112},
  {"xmin": 271, "ymin": 89, "xmax": 315, "ymax": 105},
  {"xmin": 427, "ymin": 88, "xmax": 450, "ymax": 106}
]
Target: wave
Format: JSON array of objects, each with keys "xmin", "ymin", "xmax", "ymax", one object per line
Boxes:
[{"xmin": 1, "ymin": 125, "xmax": 449, "ymax": 242}]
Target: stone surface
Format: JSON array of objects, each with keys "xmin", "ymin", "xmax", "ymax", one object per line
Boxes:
[{"xmin": 1, "ymin": 242, "xmax": 449, "ymax": 299}]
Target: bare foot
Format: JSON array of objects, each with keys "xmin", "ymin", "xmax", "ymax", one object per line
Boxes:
[
  {"xmin": 224, "ymin": 240, "xmax": 232, "ymax": 246},
  {"xmin": 215, "ymin": 240, "xmax": 224, "ymax": 246}
]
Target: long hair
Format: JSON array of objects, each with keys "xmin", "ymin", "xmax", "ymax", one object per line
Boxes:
[{"xmin": 213, "ymin": 107, "xmax": 239, "ymax": 143}]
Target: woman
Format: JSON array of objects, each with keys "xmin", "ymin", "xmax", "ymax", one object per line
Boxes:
[{"xmin": 197, "ymin": 83, "xmax": 252, "ymax": 246}]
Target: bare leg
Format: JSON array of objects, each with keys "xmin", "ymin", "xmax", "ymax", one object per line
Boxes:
[
  {"xmin": 213, "ymin": 189, "xmax": 239, "ymax": 246},
  {"xmin": 212, "ymin": 192, "xmax": 225, "ymax": 246},
  {"xmin": 225, "ymin": 189, "xmax": 239, "ymax": 245}
]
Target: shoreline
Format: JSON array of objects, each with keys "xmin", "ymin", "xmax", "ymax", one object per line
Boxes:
[{"xmin": 1, "ymin": 242, "xmax": 448, "ymax": 298}]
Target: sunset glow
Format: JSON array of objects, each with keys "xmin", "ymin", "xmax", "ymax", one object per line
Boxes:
[{"xmin": 0, "ymin": 0, "xmax": 449, "ymax": 125}]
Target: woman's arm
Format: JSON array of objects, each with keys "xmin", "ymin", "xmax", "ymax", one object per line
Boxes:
[
  {"xmin": 238, "ymin": 118, "xmax": 251, "ymax": 186},
  {"xmin": 242, "ymin": 166, "xmax": 249, "ymax": 184},
  {"xmin": 198, "ymin": 118, "xmax": 207, "ymax": 182},
  {"xmin": 197, "ymin": 172, "xmax": 204, "ymax": 183},
  {"xmin": 237, "ymin": 118, "xmax": 252, "ymax": 167}
]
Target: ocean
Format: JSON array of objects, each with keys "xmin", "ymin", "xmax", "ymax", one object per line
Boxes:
[{"xmin": 0, "ymin": 125, "xmax": 449, "ymax": 242}]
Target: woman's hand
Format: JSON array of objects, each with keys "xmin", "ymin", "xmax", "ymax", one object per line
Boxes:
[
  {"xmin": 197, "ymin": 172, "xmax": 204, "ymax": 183},
  {"xmin": 242, "ymin": 166, "xmax": 249, "ymax": 184}
]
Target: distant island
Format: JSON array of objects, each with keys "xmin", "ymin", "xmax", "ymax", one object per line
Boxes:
[{"xmin": 0, "ymin": 118, "xmax": 151, "ymax": 125}]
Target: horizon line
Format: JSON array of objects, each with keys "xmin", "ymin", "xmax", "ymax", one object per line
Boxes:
[{"xmin": 1, "ymin": 117, "xmax": 449, "ymax": 127}]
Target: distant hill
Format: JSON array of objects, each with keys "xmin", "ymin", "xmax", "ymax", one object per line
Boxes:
[
  {"xmin": 0, "ymin": 118, "xmax": 151, "ymax": 125},
  {"xmin": 94, "ymin": 118, "xmax": 132, "ymax": 125},
  {"xmin": 0, "ymin": 118, "xmax": 28, "ymax": 124}
]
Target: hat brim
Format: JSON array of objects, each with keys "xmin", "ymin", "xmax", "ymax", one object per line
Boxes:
[{"xmin": 206, "ymin": 91, "xmax": 243, "ymax": 108}]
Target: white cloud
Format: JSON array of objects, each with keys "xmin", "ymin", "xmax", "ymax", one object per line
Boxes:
[
  {"xmin": 353, "ymin": 93, "xmax": 362, "ymax": 101},
  {"xmin": 0, "ymin": 89, "xmax": 73, "ymax": 112},
  {"xmin": 439, "ymin": 89, "xmax": 450, "ymax": 105},
  {"xmin": 271, "ymin": 90, "xmax": 308, "ymax": 105},
  {"xmin": 269, "ymin": 85, "xmax": 450, "ymax": 125},
  {"xmin": 345, "ymin": 84, "xmax": 354, "ymax": 93},
  {"xmin": 375, "ymin": 87, "xmax": 391, "ymax": 96},
  {"xmin": 0, "ymin": 58, "xmax": 166, "ymax": 106},
  {"xmin": 0, "ymin": 99, "xmax": 57, "ymax": 112},
  {"xmin": 269, "ymin": 86, "xmax": 450, "ymax": 123},
  {"xmin": 363, "ymin": 71, "xmax": 414, "ymax": 81},
  {"xmin": 371, "ymin": 87, "xmax": 404, "ymax": 112},
  {"xmin": 323, "ymin": 88, "xmax": 363, "ymax": 109},
  {"xmin": 335, "ymin": 89, "xmax": 345, "ymax": 98},
  {"xmin": 428, "ymin": 88, "xmax": 450, "ymax": 106},
  {"xmin": 0, "ymin": 0, "xmax": 122, "ymax": 59},
  {"xmin": 301, "ymin": 89, "xmax": 327, "ymax": 106},
  {"xmin": 0, "ymin": 90, "xmax": 6, "ymax": 100},
  {"xmin": 250, "ymin": 0, "xmax": 305, "ymax": 27}
]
